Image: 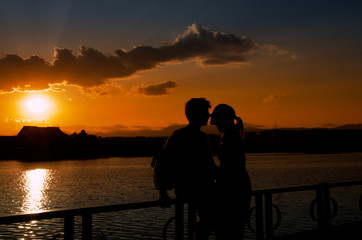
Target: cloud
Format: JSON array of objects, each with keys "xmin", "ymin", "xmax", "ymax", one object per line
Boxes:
[
  {"xmin": 165, "ymin": 23, "xmax": 256, "ymax": 64},
  {"xmin": 7, "ymin": 117, "xmax": 51, "ymax": 125},
  {"xmin": 0, "ymin": 23, "xmax": 285, "ymax": 93},
  {"xmin": 80, "ymin": 82, "xmax": 125, "ymax": 97},
  {"xmin": 263, "ymin": 93, "xmax": 286, "ymax": 103},
  {"xmin": 290, "ymin": 54, "xmax": 297, "ymax": 60},
  {"xmin": 136, "ymin": 81, "xmax": 177, "ymax": 96},
  {"xmin": 0, "ymin": 54, "xmax": 55, "ymax": 92}
]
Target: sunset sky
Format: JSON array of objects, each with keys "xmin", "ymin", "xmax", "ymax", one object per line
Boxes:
[{"xmin": 0, "ymin": 0, "xmax": 361, "ymax": 136}]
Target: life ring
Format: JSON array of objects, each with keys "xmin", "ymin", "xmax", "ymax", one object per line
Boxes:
[
  {"xmin": 162, "ymin": 216, "xmax": 176, "ymax": 240},
  {"xmin": 246, "ymin": 204, "xmax": 282, "ymax": 232},
  {"xmin": 309, "ymin": 197, "xmax": 338, "ymax": 221}
]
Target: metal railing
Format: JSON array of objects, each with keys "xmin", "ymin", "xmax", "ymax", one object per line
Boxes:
[
  {"xmin": 0, "ymin": 180, "xmax": 361, "ymax": 240},
  {"xmin": 250, "ymin": 180, "xmax": 362, "ymax": 239}
]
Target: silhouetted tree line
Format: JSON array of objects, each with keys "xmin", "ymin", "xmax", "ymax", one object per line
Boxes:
[
  {"xmin": 244, "ymin": 129, "xmax": 362, "ymax": 154},
  {"xmin": 0, "ymin": 126, "xmax": 361, "ymax": 161},
  {"xmin": 0, "ymin": 127, "xmax": 167, "ymax": 161}
]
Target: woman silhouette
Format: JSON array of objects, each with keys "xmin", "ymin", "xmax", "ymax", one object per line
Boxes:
[{"xmin": 210, "ymin": 104, "xmax": 252, "ymax": 239}]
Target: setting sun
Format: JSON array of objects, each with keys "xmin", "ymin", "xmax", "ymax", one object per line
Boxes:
[
  {"xmin": 26, "ymin": 97, "xmax": 48, "ymax": 114},
  {"xmin": 20, "ymin": 94, "xmax": 55, "ymax": 119}
]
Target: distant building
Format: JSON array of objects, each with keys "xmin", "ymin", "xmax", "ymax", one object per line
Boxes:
[
  {"xmin": 17, "ymin": 126, "xmax": 66, "ymax": 140},
  {"xmin": 16, "ymin": 126, "xmax": 68, "ymax": 161}
]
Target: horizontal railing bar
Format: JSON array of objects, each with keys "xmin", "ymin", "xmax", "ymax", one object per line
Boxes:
[
  {"xmin": 252, "ymin": 185, "xmax": 318, "ymax": 195},
  {"xmin": 0, "ymin": 180, "xmax": 361, "ymax": 225},
  {"xmin": 328, "ymin": 180, "xmax": 362, "ymax": 188},
  {"xmin": 0, "ymin": 200, "xmax": 176, "ymax": 225},
  {"xmin": 252, "ymin": 180, "xmax": 362, "ymax": 195},
  {"xmin": 0, "ymin": 210, "xmax": 75, "ymax": 224}
]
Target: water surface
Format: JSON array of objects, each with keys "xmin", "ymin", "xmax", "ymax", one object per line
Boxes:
[{"xmin": 0, "ymin": 153, "xmax": 361, "ymax": 239}]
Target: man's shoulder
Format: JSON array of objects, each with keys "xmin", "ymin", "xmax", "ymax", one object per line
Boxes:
[
  {"xmin": 170, "ymin": 127, "xmax": 189, "ymax": 138},
  {"xmin": 171, "ymin": 127, "xmax": 206, "ymax": 138}
]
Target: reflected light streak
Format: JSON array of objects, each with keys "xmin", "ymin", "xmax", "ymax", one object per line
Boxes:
[{"xmin": 21, "ymin": 169, "xmax": 51, "ymax": 213}]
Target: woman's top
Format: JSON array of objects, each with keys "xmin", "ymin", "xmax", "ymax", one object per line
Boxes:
[{"xmin": 217, "ymin": 130, "xmax": 251, "ymax": 194}]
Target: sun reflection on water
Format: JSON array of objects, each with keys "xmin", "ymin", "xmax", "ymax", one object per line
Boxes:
[{"xmin": 21, "ymin": 169, "xmax": 51, "ymax": 213}]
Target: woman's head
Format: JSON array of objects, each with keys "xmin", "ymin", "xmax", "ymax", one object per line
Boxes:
[{"xmin": 210, "ymin": 104, "xmax": 236, "ymax": 132}]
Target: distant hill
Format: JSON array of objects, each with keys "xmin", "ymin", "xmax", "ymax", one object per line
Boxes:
[
  {"xmin": 88, "ymin": 124, "xmax": 187, "ymax": 137},
  {"xmin": 88, "ymin": 122, "xmax": 264, "ymax": 137},
  {"xmin": 260, "ymin": 124, "xmax": 362, "ymax": 132},
  {"xmin": 332, "ymin": 124, "xmax": 362, "ymax": 130}
]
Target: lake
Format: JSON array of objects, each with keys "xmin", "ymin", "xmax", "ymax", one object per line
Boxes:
[{"xmin": 0, "ymin": 153, "xmax": 361, "ymax": 239}]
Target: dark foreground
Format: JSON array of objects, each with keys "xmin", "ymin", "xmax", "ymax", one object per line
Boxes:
[{"xmin": 275, "ymin": 221, "xmax": 362, "ymax": 240}]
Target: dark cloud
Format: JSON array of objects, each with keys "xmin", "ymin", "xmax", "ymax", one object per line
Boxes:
[
  {"xmin": 0, "ymin": 23, "xmax": 261, "ymax": 93},
  {"xmin": 263, "ymin": 94, "xmax": 281, "ymax": 102},
  {"xmin": 168, "ymin": 23, "xmax": 254, "ymax": 64},
  {"xmin": 0, "ymin": 54, "xmax": 55, "ymax": 91},
  {"xmin": 136, "ymin": 81, "xmax": 177, "ymax": 96}
]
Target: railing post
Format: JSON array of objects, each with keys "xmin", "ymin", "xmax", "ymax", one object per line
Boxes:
[
  {"xmin": 255, "ymin": 193, "xmax": 264, "ymax": 240},
  {"xmin": 187, "ymin": 202, "xmax": 196, "ymax": 240},
  {"xmin": 322, "ymin": 184, "xmax": 332, "ymax": 231},
  {"xmin": 175, "ymin": 199, "xmax": 184, "ymax": 240},
  {"xmin": 323, "ymin": 187, "xmax": 332, "ymax": 229},
  {"xmin": 64, "ymin": 214, "xmax": 74, "ymax": 240},
  {"xmin": 264, "ymin": 192, "xmax": 273, "ymax": 240},
  {"xmin": 316, "ymin": 186, "xmax": 323, "ymax": 228},
  {"xmin": 82, "ymin": 213, "xmax": 92, "ymax": 240},
  {"xmin": 316, "ymin": 183, "xmax": 332, "ymax": 232}
]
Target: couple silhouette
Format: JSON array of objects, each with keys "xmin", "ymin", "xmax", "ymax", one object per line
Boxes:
[{"xmin": 153, "ymin": 98, "xmax": 252, "ymax": 240}]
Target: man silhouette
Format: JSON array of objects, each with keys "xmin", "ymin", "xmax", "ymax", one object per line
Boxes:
[{"xmin": 153, "ymin": 98, "xmax": 216, "ymax": 239}]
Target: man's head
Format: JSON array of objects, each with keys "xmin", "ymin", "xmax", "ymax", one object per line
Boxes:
[{"xmin": 185, "ymin": 98, "xmax": 211, "ymax": 127}]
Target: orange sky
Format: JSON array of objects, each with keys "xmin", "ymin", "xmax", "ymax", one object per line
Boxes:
[
  {"xmin": 1, "ymin": 50, "xmax": 361, "ymax": 136},
  {"xmin": 1, "ymin": 2, "xmax": 362, "ymax": 136}
]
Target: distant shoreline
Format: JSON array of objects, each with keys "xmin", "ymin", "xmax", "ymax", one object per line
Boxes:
[
  {"xmin": 2, "ymin": 152, "xmax": 362, "ymax": 163},
  {"xmin": 1, "ymin": 127, "xmax": 362, "ymax": 161}
]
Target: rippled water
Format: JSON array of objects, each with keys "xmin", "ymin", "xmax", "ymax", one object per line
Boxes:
[{"xmin": 0, "ymin": 153, "xmax": 361, "ymax": 239}]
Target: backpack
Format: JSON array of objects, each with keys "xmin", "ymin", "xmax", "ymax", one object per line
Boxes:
[{"xmin": 151, "ymin": 152, "xmax": 176, "ymax": 191}]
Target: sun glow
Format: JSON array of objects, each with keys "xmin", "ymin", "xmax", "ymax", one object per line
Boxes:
[
  {"xmin": 26, "ymin": 97, "xmax": 48, "ymax": 114},
  {"xmin": 21, "ymin": 94, "xmax": 55, "ymax": 119}
]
